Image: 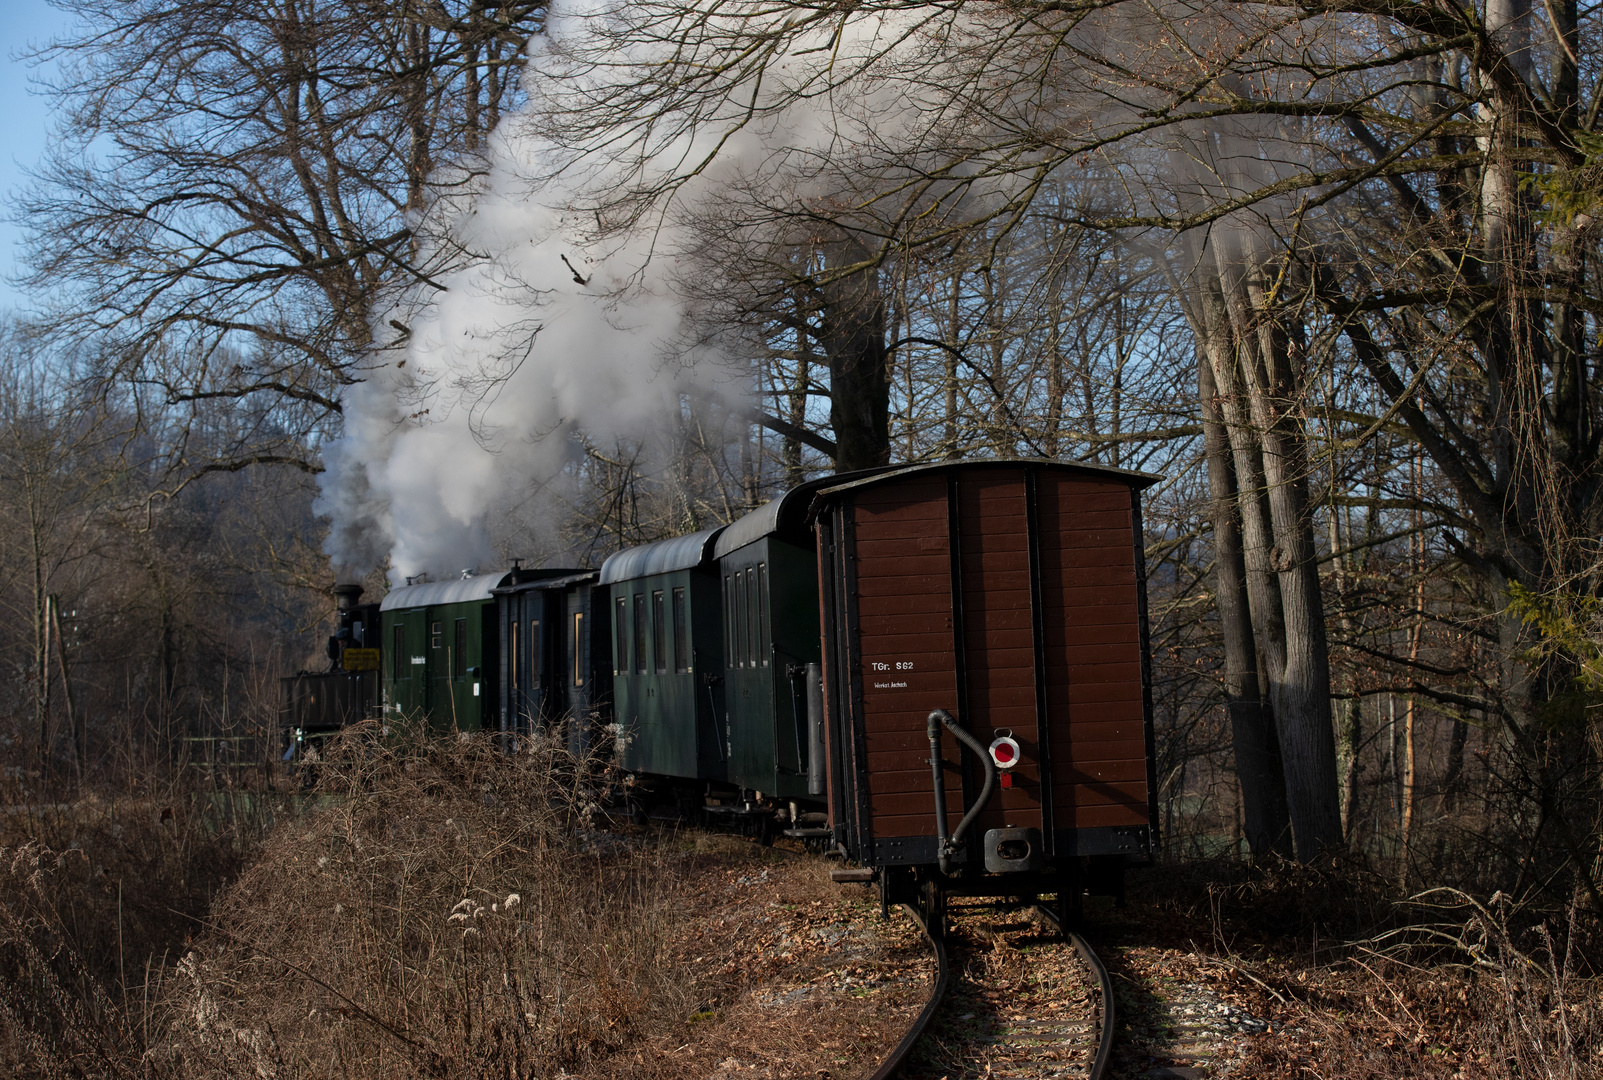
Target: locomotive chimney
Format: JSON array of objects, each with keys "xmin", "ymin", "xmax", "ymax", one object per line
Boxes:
[{"xmin": 332, "ymin": 583, "xmax": 364, "ymax": 612}]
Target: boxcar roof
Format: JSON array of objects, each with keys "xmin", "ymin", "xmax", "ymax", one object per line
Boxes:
[
  {"xmin": 599, "ymin": 527, "xmax": 722, "ymax": 585},
  {"xmin": 805, "ymin": 457, "xmax": 1159, "ymax": 519},
  {"xmin": 380, "ymin": 570, "xmax": 513, "ymax": 611}
]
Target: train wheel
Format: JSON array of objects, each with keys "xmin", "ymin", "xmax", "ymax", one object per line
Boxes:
[
  {"xmin": 1054, "ymin": 874, "xmax": 1082, "ymax": 934},
  {"xmin": 878, "ymin": 866, "xmax": 912, "ymax": 919},
  {"xmin": 919, "ymin": 877, "xmax": 947, "ymax": 938}
]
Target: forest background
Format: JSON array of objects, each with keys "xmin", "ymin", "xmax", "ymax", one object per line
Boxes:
[{"xmin": 0, "ymin": 0, "xmax": 1600, "ymax": 1063}]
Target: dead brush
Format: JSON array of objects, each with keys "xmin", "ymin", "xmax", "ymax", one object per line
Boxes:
[
  {"xmin": 0, "ymin": 762, "xmax": 278, "ymax": 1079},
  {"xmin": 151, "ymin": 724, "xmax": 690, "ymax": 1078},
  {"xmin": 0, "ymin": 843, "xmax": 146, "ymax": 1079},
  {"xmin": 1238, "ymin": 886, "xmax": 1603, "ymax": 1080},
  {"xmin": 1432, "ymin": 888, "xmax": 1602, "ymax": 1079}
]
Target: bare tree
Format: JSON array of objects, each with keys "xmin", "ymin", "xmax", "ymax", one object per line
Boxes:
[{"xmin": 21, "ymin": 0, "xmax": 548, "ymax": 477}]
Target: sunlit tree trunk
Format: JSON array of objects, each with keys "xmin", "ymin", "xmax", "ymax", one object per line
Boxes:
[{"xmin": 1199, "ymin": 349, "xmax": 1293, "ymax": 858}]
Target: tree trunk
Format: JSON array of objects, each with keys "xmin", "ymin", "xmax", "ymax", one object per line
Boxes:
[
  {"xmin": 38, "ymin": 593, "xmax": 53, "ymax": 774},
  {"xmin": 1200, "ymin": 351, "xmax": 1293, "ymax": 858},
  {"xmin": 821, "ymin": 240, "xmax": 891, "ymax": 471},
  {"xmin": 51, "ymin": 596, "xmax": 82, "ymax": 780},
  {"xmin": 1213, "ymin": 236, "xmax": 1342, "ymax": 857},
  {"xmin": 944, "ymin": 262, "xmax": 962, "ymax": 459},
  {"xmin": 1328, "ymin": 489, "xmax": 1362, "ymax": 841},
  {"xmin": 783, "ymin": 320, "xmax": 813, "ymax": 488}
]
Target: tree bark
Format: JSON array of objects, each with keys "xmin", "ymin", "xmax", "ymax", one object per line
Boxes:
[
  {"xmin": 1200, "ymin": 351, "xmax": 1294, "ymax": 858},
  {"xmin": 50, "ymin": 596, "xmax": 82, "ymax": 780},
  {"xmin": 821, "ymin": 240, "xmax": 891, "ymax": 471},
  {"xmin": 1199, "ymin": 233, "xmax": 1343, "ymax": 859}
]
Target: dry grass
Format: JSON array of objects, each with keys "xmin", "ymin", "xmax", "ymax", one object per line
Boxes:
[
  {"xmin": 8, "ymin": 731, "xmax": 1601, "ymax": 1080},
  {"xmin": 1121, "ymin": 859, "xmax": 1603, "ymax": 1078},
  {"xmin": 0, "ymin": 726, "xmax": 692, "ymax": 1079},
  {"xmin": 0, "ymin": 767, "xmax": 269, "ymax": 1079},
  {"xmin": 148, "ymin": 725, "xmax": 688, "ymax": 1078}
]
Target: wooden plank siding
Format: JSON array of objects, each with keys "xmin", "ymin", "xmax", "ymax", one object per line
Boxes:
[
  {"xmin": 955, "ymin": 468, "xmax": 1046, "ymax": 836},
  {"xmin": 1037, "ymin": 473, "xmax": 1151, "ymax": 830},
  {"xmin": 817, "ymin": 461, "xmax": 1155, "ymax": 863},
  {"xmin": 852, "ymin": 477, "xmax": 965, "ymax": 829}
]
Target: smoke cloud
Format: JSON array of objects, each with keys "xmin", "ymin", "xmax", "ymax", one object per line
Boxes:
[
  {"xmin": 314, "ymin": 0, "xmax": 1305, "ymax": 584},
  {"xmin": 314, "ymin": 0, "xmax": 942, "ymax": 583}
]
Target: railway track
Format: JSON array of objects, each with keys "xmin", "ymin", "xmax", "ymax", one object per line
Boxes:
[{"xmin": 870, "ymin": 897, "xmax": 1114, "ymax": 1080}]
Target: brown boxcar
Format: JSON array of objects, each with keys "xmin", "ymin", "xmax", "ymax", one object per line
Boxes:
[{"xmin": 811, "ymin": 459, "xmax": 1158, "ymax": 910}]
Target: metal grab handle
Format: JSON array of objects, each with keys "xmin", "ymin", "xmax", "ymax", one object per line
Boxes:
[{"xmin": 927, "ymin": 708, "xmax": 997, "ymax": 874}]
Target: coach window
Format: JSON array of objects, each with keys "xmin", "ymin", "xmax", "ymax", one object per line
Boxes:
[
  {"xmin": 633, "ymin": 594, "xmax": 646, "ymax": 675},
  {"xmin": 530, "ymin": 620, "xmax": 540, "ymax": 688},
  {"xmin": 734, "ymin": 570, "xmax": 747, "ymax": 667},
  {"xmin": 757, "ymin": 563, "xmax": 769, "ymax": 666},
  {"xmin": 392, "ymin": 623, "xmax": 405, "ymax": 681},
  {"xmin": 745, "ymin": 567, "xmax": 758, "ymax": 668},
  {"xmin": 453, "ymin": 619, "xmax": 467, "ymax": 678},
  {"xmin": 509, "ymin": 621, "xmax": 519, "ymax": 695},
  {"xmin": 672, "ymin": 587, "xmax": 690, "ymax": 674},
  {"xmin": 652, "ymin": 590, "xmax": 667, "ymax": 674},
  {"xmin": 573, "ymin": 612, "xmax": 585, "ymax": 687},
  {"xmin": 615, "ymin": 596, "xmax": 628, "ymax": 675},
  {"xmin": 431, "ymin": 620, "xmax": 442, "ymax": 649},
  {"xmin": 723, "ymin": 575, "xmax": 733, "ymax": 665}
]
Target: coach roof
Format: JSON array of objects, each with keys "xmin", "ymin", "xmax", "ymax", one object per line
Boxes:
[
  {"xmin": 805, "ymin": 457, "xmax": 1160, "ymax": 521},
  {"xmin": 379, "ymin": 570, "xmax": 512, "ymax": 611},
  {"xmin": 599, "ymin": 527, "xmax": 723, "ymax": 585},
  {"xmin": 711, "ymin": 465, "xmax": 904, "ymax": 559}
]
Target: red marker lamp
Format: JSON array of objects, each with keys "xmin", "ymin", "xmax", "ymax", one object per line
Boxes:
[{"xmin": 989, "ymin": 735, "xmax": 1022, "ymax": 788}]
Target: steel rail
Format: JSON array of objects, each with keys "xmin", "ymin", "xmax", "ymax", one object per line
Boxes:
[
  {"xmin": 1035, "ymin": 903, "xmax": 1116, "ymax": 1080},
  {"xmin": 866, "ymin": 903, "xmax": 950, "ymax": 1080}
]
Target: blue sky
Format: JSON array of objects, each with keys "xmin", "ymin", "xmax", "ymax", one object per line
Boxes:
[{"xmin": 1, "ymin": 1, "xmax": 76, "ymax": 313}]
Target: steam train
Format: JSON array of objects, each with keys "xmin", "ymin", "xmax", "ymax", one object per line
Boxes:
[{"xmin": 281, "ymin": 458, "xmax": 1160, "ymax": 925}]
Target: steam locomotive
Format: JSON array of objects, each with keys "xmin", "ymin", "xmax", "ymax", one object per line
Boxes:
[{"xmin": 281, "ymin": 458, "xmax": 1159, "ymax": 926}]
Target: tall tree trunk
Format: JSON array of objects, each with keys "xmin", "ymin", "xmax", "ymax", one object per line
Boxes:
[
  {"xmin": 1200, "ymin": 351, "xmax": 1293, "ymax": 858},
  {"xmin": 1326, "ymin": 463, "xmax": 1362, "ymax": 840},
  {"xmin": 1211, "ymin": 233, "xmax": 1343, "ymax": 857},
  {"xmin": 944, "ymin": 262, "xmax": 962, "ymax": 459},
  {"xmin": 821, "ymin": 240, "xmax": 891, "ymax": 471},
  {"xmin": 51, "ymin": 597, "xmax": 81, "ymax": 780},
  {"xmin": 1400, "ymin": 453, "xmax": 1424, "ymax": 885},
  {"xmin": 783, "ymin": 320, "xmax": 813, "ymax": 488},
  {"xmin": 39, "ymin": 593, "xmax": 53, "ymax": 774}
]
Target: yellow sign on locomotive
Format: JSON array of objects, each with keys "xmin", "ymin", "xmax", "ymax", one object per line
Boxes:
[{"xmin": 343, "ymin": 648, "xmax": 380, "ymax": 672}]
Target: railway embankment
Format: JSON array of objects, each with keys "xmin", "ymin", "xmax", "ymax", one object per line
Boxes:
[{"xmin": 0, "ymin": 746, "xmax": 1594, "ymax": 1080}]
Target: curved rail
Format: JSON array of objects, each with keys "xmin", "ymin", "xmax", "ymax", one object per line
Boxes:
[
  {"xmin": 866, "ymin": 903, "xmax": 950, "ymax": 1080},
  {"xmin": 1035, "ymin": 904, "xmax": 1116, "ymax": 1080}
]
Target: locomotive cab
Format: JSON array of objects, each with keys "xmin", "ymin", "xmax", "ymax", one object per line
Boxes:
[{"xmin": 278, "ymin": 582, "xmax": 382, "ymax": 760}]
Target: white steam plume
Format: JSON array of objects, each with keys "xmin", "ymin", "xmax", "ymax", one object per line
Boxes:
[
  {"xmin": 314, "ymin": 0, "xmax": 1322, "ymax": 584},
  {"xmin": 314, "ymin": 0, "xmax": 938, "ymax": 584}
]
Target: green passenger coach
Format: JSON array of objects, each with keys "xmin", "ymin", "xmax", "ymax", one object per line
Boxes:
[
  {"xmin": 493, "ymin": 568, "xmax": 611, "ymax": 759},
  {"xmin": 380, "ymin": 571, "xmax": 511, "ymax": 731},
  {"xmin": 713, "ymin": 495, "xmax": 825, "ymax": 801},
  {"xmin": 600, "ymin": 529, "xmax": 725, "ymax": 782}
]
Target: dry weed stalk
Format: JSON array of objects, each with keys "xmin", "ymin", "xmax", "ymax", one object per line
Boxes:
[
  {"xmin": 0, "ymin": 725, "xmax": 689, "ymax": 1079},
  {"xmin": 1452, "ymin": 889, "xmax": 1600, "ymax": 1079}
]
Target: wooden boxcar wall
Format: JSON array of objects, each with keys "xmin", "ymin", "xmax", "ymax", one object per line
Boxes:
[{"xmin": 816, "ymin": 463, "xmax": 1157, "ymax": 867}]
